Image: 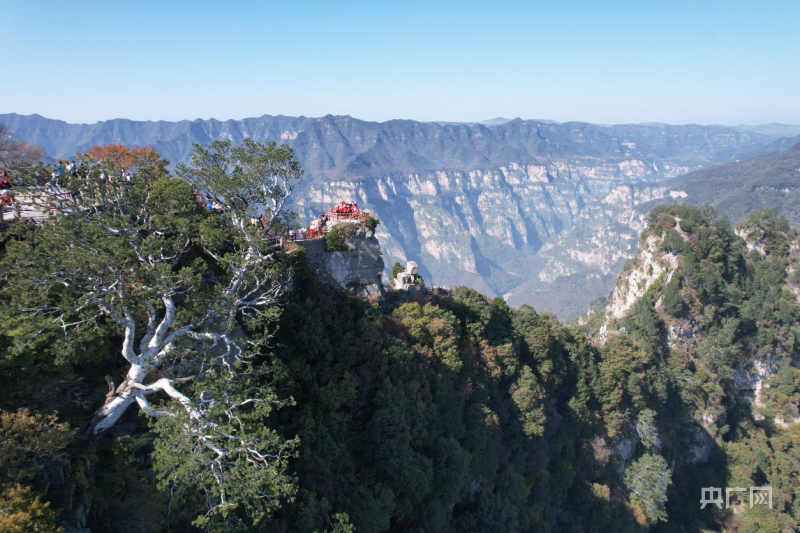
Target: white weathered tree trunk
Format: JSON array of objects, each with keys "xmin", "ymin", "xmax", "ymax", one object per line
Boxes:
[
  {"xmin": 89, "ymin": 246, "xmax": 280, "ymax": 434},
  {"xmin": 93, "ymin": 392, "xmax": 138, "ymax": 433},
  {"xmin": 89, "ymin": 292, "xmax": 187, "ymax": 433}
]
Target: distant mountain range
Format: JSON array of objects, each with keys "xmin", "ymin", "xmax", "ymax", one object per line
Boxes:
[
  {"xmin": 432, "ymin": 117, "xmax": 516, "ymax": 127},
  {"xmin": 2, "ymin": 113, "xmax": 789, "ymax": 171},
  {"xmin": 645, "ymin": 139, "xmax": 800, "ymax": 225},
  {"xmin": 733, "ymin": 122, "xmax": 800, "ymax": 138},
  {"xmin": 1, "ymin": 112, "xmax": 795, "ymax": 316},
  {"xmin": 733, "ymin": 133, "xmax": 800, "ymax": 161}
]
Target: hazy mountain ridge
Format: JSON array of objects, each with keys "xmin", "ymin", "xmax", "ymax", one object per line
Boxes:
[
  {"xmin": 0, "ymin": 113, "xmax": 783, "ymax": 316},
  {"xmin": 641, "ymin": 140, "xmax": 800, "ymax": 226},
  {"xmin": 0, "ymin": 113, "xmax": 773, "ymax": 173},
  {"xmin": 734, "ymin": 122, "xmax": 800, "ymax": 138},
  {"xmin": 733, "ymin": 133, "xmax": 800, "ymax": 161}
]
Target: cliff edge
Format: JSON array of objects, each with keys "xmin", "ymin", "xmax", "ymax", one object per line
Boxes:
[{"xmin": 298, "ymin": 225, "xmax": 385, "ymax": 300}]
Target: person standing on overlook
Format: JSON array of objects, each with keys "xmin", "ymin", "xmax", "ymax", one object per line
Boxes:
[
  {"xmin": 47, "ymin": 170, "xmax": 59, "ymax": 191},
  {"xmin": 0, "ymin": 171, "xmax": 11, "ymax": 189}
]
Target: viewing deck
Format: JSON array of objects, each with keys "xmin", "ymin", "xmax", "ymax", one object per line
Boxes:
[
  {"xmin": 1, "ymin": 186, "xmax": 74, "ymax": 223},
  {"xmin": 286, "ymin": 203, "xmax": 374, "ymax": 242},
  {"xmin": 324, "ymin": 207, "xmax": 371, "ymax": 223}
]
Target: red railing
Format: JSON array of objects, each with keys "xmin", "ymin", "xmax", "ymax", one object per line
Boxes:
[
  {"xmin": 286, "ymin": 228, "xmax": 325, "ymax": 242},
  {"xmin": 283, "ymin": 208, "xmax": 373, "ymax": 242},
  {"xmin": 327, "ymin": 207, "xmax": 370, "ymax": 222}
]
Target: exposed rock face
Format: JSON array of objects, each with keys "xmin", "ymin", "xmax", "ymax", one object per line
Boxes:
[
  {"xmin": 734, "ymin": 357, "xmax": 778, "ymax": 419},
  {"xmin": 300, "ymin": 227, "xmax": 385, "ymax": 299},
  {"xmin": 789, "ymin": 242, "xmax": 800, "ymax": 303},
  {"xmin": 605, "ymin": 234, "xmax": 680, "ymax": 321},
  {"xmin": 606, "ymin": 434, "xmax": 639, "ymax": 472},
  {"xmin": 596, "ymin": 230, "xmax": 680, "ymax": 347},
  {"xmin": 392, "ymin": 261, "xmax": 423, "ymax": 291},
  {"xmin": 600, "ymin": 212, "xmax": 800, "ymax": 447},
  {"xmin": 2, "ymin": 112, "xmax": 779, "ymax": 317},
  {"xmin": 687, "ymin": 432, "xmax": 713, "ymax": 464},
  {"xmin": 735, "ymin": 227, "xmax": 767, "ymax": 256},
  {"xmin": 297, "ymin": 166, "xmax": 698, "ymax": 317}
]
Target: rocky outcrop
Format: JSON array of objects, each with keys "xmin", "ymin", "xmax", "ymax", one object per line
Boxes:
[
  {"xmin": 735, "ymin": 227, "xmax": 767, "ymax": 256},
  {"xmin": 391, "ymin": 261, "xmax": 424, "ymax": 291},
  {"xmin": 603, "ymin": 233, "xmax": 677, "ymax": 321},
  {"xmin": 734, "ymin": 357, "xmax": 778, "ymax": 419},
  {"xmin": 300, "ymin": 226, "xmax": 385, "ymax": 300},
  {"xmin": 605, "ymin": 434, "xmax": 639, "ymax": 472},
  {"xmin": 789, "ymin": 242, "xmax": 800, "ymax": 304}
]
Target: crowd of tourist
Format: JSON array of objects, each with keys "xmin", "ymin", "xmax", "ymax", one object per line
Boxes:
[
  {"xmin": 332, "ymin": 201, "xmax": 361, "ymax": 217},
  {"xmin": 0, "ymin": 171, "xmax": 13, "ymax": 207},
  {"xmin": 287, "ymin": 211, "xmax": 330, "ymax": 241},
  {"xmin": 0, "ymin": 160, "xmax": 139, "ymax": 222},
  {"xmin": 46, "ymin": 160, "xmax": 132, "ymax": 192},
  {"xmin": 283, "ymin": 201, "xmax": 370, "ymax": 242}
]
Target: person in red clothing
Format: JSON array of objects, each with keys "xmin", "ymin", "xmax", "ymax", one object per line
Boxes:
[{"xmin": 0, "ymin": 192, "xmax": 10, "ymax": 221}]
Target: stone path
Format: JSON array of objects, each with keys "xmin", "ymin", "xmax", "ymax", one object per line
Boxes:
[{"xmin": 1, "ymin": 188, "xmax": 71, "ymax": 223}]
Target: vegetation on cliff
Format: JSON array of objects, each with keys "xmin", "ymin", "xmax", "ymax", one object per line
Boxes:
[{"xmin": 0, "ymin": 138, "xmax": 797, "ymax": 532}]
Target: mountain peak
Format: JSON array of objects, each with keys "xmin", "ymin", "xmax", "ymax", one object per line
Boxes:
[{"xmin": 478, "ymin": 117, "xmax": 514, "ymax": 126}]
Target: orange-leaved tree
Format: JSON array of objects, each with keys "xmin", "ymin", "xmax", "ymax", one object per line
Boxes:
[{"xmin": 81, "ymin": 144, "xmax": 168, "ymax": 172}]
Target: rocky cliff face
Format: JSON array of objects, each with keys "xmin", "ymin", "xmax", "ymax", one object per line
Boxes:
[
  {"xmin": 299, "ymin": 226, "xmax": 385, "ymax": 300},
  {"xmin": 597, "ymin": 206, "xmax": 800, "ymax": 431},
  {"xmin": 296, "ymin": 161, "xmax": 695, "ymax": 317},
  {"xmin": 1, "ymin": 113, "xmax": 778, "ymax": 316}
]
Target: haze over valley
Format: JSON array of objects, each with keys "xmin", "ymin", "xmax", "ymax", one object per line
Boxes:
[
  {"xmin": 4, "ymin": 112, "xmax": 798, "ymax": 316},
  {"xmin": 3, "ymin": 3, "xmax": 800, "ymax": 531}
]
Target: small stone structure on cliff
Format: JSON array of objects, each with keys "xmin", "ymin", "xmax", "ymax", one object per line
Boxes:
[{"xmin": 391, "ymin": 261, "xmax": 424, "ymax": 291}]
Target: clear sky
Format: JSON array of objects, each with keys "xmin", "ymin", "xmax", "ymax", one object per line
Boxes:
[{"xmin": 2, "ymin": 0, "xmax": 799, "ymax": 125}]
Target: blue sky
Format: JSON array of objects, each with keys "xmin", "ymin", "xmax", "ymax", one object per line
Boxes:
[{"xmin": 2, "ymin": 0, "xmax": 799, "ymax": 125}]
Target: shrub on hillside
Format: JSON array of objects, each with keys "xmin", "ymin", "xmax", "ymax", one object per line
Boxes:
[
  {"xmin": 660, "ymin": 276, "xmax": 685, "ymax": 316},
  {"xmin": 324, "ymin": 224, "xmax": 354, "ymax": 251},
  {"xmin": 364, "ymin": 216, "xmax": 380, "ymax": 232}
]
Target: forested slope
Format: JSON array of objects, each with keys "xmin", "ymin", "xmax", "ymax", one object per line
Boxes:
[
  {"xmin": 644, "ymin": 141, "xmax": 800, "ymax": 225},
  {"xmin": 0, "ymin": 140, "xmax": 797, "ymax": 531},
  {"xmin": 266, "ymin": 205, "xmax": 799, "ymax": 532}
]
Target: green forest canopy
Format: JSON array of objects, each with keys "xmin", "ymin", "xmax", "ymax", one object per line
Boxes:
[{"xmin": 0, "ymin": 143, "xmax": 798, "ymax": 532}]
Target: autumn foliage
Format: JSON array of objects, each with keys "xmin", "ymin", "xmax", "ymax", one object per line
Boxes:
[
  {"xmin": 0, "ymin": 484, "xmax": 62, "ymax": 532},
  {"xmin": 81, "ymin": 144, "xmax": 168, "ymax": 172}
]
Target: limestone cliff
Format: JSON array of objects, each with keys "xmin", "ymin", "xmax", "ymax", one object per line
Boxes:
[
  {"xmin": 299, "ymin": 227, "xmax": 385, "ymax": 300},
  {"xmin": 595, "ymin": 206, "xmax": 800, "ymax": 434},
  {"xmin": 296, "ymin": 162, "xmax": 692, "ymax": 317},
  {"xmin": 3, "ymin": 112, "xmax": 777, "ymax": 317}
]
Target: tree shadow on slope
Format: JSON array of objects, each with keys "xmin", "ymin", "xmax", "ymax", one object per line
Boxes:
[{"xmin": 267, "ymin": 280, "xmax": 651, "ymax": 532}]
